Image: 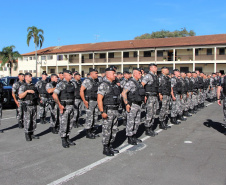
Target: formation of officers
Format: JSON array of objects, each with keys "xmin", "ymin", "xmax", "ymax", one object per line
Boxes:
[{"xmin": 2, "ymin": 63, "xmax": 224, "ymax": 156}]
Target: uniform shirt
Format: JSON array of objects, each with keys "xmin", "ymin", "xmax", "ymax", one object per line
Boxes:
[
  {"xmin": 46, "ymin": 82, "xmax": 54, "ymax": 91},
  {"xmin": 210, "ymin": 77, "xmax": 215, "ymax": 87},
  {"xmin": 120, "ymin": 78, "xmax": 129, "ymax": 89},
  {"xmin": 18, "ymin": 83, "xmax": 37, "ymax": 104},
  {"xmin": 171, "ymin": 76, "xmax": 178, "ymax": 88},
  {"xmin": 98, "ymin": 76, "xmax": 103, "ymax": 83},
  {"xmin": 53, "ymin": 79, "xmax": 75, "ymax": 102},
  {"xmin": 81, "ymin": 77, "xmax": 97, "ymax": 90},
  {"xmin": 97, "ymin": 78, "xmax": 113, "ymax": 96},
  {"xmin": 142, "ymin": 71, "xmax": 155, "ymax": 85},
  {"xmin": 35, "ymin": 79, "xmax": 47, "ymax": 89},
  {"xmin": 123, "ymin": 77, "xmax": 140, "ymax": 93},
  {"xmin": 12, "ymin": 81, "xmax": 25, "ymax": 96}
]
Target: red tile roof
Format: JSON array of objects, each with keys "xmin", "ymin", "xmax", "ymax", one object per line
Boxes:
[{"xmin": 22, "ymin": 34, "xmax": 226, "ymax": 56}]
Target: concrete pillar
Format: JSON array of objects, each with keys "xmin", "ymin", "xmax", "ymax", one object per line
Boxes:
[
  {"xmin": 193, "ymin": 48, "xmax": 195, "ymax": 61},
  {"xmin": 79, "ymin": 64, "xmax": 82, "ymax": 74},
  {"xmin": 106, "ymin": 52, "xmax": 109, "ymax": 67},
  {"xmin": 214, "ymin": 62, "xmax": 217, "ymax": 73},
  {"xmin": 193, "ymin": 63, "xmax": 195, "ymax": 71},
  {"xmin": 155, "ymin": 49, "xmax": 157, "ymax": 62},
  {"xmin": 214, "ymin": 47, "xmax": 217, "ymax": 61},
  {"xmin": 121, "ymin": 51, "xmax": 123, "ymax": 63},
  {"xmin": 173, "ymin": 49, "xmax": 175, "ymax": 61},
  {"xmin": 137, "ymin": 50, "xmax": 140, "ymax": 68},
  {"xmin": 173, "ymin": 62, "xmax": 175, "ymax": 69},
  {"xmin": 121, "ymin": 64, "xmax": 123, "ymax": 73}
]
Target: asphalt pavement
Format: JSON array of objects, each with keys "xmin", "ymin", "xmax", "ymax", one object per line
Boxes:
[{"xmin": 0, "ymin": 102, "xmax": 225, "ymax": 185}]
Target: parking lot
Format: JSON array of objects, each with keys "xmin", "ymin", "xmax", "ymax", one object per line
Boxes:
[{"xmin": 0, "ymin": 102, "xmax": 225, "ymax": 185}]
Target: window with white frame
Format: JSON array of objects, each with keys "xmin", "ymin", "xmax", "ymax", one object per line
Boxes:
[
  {"xmin": 47, "ymin": 55, "xmax": 53, "ymax": 60},
  {"xmin": 41, "ymin": 56, "xmax": 46, "ymax": 60},
  {"xmin": 24, "ymin": 57, "xmax": 28, "ymax": 61}
]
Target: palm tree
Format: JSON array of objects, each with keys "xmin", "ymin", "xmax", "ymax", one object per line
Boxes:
[
  {"xmin": 27, "ymin": 26, "xmax": 44, "ymax": 77},
  {"xmin": 0, "ymin": 45, "xmax": 21, "ymax": 76}
]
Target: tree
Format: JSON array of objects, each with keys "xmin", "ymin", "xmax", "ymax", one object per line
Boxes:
[
  {"xmin": 0, "ymin": 45, "xmax": 21, "ymax": 76},
  {"xmin": 135, "ymin": 28, "xmax": 196, "ymax": 39},
  {"xmin": 27, "ymin": 26, "xmax": 44, "ymax": 77}
]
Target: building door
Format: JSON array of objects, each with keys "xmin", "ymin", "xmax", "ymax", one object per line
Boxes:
[
  {"xmin": 195, "ymin": 67, "xmax": 202, "ymax": 72},
  {"xmin": 168, "ymin": 50, "xmax": 173, "ymax": 61},
  {"xmin": 180, "ymin": 67, "xmax": 189, "ymax": 73},
  {"xmin": 220, "ymin": 70, "xmax": 224, "ymax": 74}
]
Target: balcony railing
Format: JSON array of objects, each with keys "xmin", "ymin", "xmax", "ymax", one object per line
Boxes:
[
  {"xmin": 123, "ymin": 57, "xmax": 138, "ymax": 62},
  {"xmin": 108, "ymin": 57, "xmax": 122, "ymax": 63},
  {"xmin": 69, "ymin": 59, "xmax": 79, "ymax": 63},
  {"xmin": 216, "ymin": 54, "xmax": 226, "ymax": 60},
  {"xmin": 94, "ymin": 58, "xmax": 107, "ymax": 63},
  {"xmin": 140, "ymin": 56, "xmax": 155, "ymax": 62}
]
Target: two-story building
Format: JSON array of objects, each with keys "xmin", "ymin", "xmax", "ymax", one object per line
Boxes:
[{"xmin": 20, "ymin": 34, "xmax": 226, "ymax": 77}]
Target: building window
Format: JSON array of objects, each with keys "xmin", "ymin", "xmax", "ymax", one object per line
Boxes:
[
  {"xmin": 195, "ymin": 49, "xmax": 199, "ymax": 56},
  {"xmin": 63, "ymin": 68, "xmax": 66, "ymax": 72},
  {"xmin": 71, "ymin": 68, "xmax": 75, "ymax": 72},
  {"xmin": 33, "ymin": 56, "xmax": 37, "ymax": 60},
  {"xmin": 29, "ymin": 57, "xmax": 32, "ymax": 60},
  {"xmin": 29, "ymin": 70, "xmax": 32, "ymax": 73},
  {"xmin": 195, "ymin": 67, "xmax": 202, "ymax": 72},
  {"xmin": 41, "ymin": 56, "xmax": 46, "ymax": 60},
  {"xmin": 109, "ymin": 53, "xmax": 114, "ymax": 58},
  {"xmin": 123, "ymin": 52, "xmax": 129, "ymax": 58},
  {"xmin": 57, "ymin": 55, "xmax": 63, "ymax": 61},
  {"xmin": 19, "ymin": 70, "xmax": 23, "ymax": 73},
  {"xmin": 219, "ymin": 48, "xmax": 225, "ymax": 55},
  {"xmin": 50, "ymin": 69, "xmax": 55, "ymax": 73},
  {"xmin": 100, "ymin": 68, "xmax": 105, "ymax": 73},
  {"xmin": 157, "ymin": 51, "xmax": 163, "ymax": 57},
  {"xmin": 89, "ymin": 54, "xmax": 93, "ymax": 59},
  {"xmin": 47, "ymin": 55, "xmax": 53, "ymax": 60},
  {"xmin": 100, "ymin": 53, "xmax": 106, "ymax": 59},
  {"xmin": 133, "ymin": 51, "xmax": 138, "ymax": 58},
  {"xmin": 24, "ymin": 70, "xmax": 28, "ymax": 73},
  {"xmin": 33, "ymin": 70, "xmax": 36, "ymax": 73},
  {"xmin": 144, "ymin": 51, "xmax": 151, "ymax": 57},
  {"xmin": 24, "ymin": 57, "xmax": 28, "ymax": 61},
  {"xmin": 207, "ymin": 48, "xmax": 212, "ymax": 55}
]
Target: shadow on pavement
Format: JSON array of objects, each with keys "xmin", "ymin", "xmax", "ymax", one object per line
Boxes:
[
  {"xmin": 203, "ymin": 119, "xmax": 226, "ymax": 135},
  {"xmin": 2, "ymin": 123, "xmax": 18, "ymax": 131},
  {"xmin": 36, "ymin": 127, "xmax": 52, "ymax": 137}
]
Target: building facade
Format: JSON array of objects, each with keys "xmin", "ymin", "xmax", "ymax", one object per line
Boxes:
[{"xmin": 19, "ymin": 34, "xmax": 226, "ymax": 77}]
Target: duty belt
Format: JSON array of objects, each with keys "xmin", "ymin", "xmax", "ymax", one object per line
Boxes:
[
  {"xmin": 132, "ymin": 102, "xmax": 143, "ymax": 106},
  {"xmin": 60, "ymin": 101, "xmax": 74, "ymax": 105},
  {"xmin": 40, "ymin": 94, "xmax": 48, "ymax": 98},
  {"xmin": 105, "ymin": 105, "xmax": 119, "ymax": 110}
]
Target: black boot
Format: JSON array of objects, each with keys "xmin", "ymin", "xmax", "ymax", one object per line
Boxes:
[
  {"xmin": 25, "ymin": 133, "xmax": 31, "ymax": 141},
  {"xmin": 61, "ymin": 137, "xmax": 69, "ymax": 148},
  {"xmin": 159, "ymin": 121, "xmax": 167, "ymax": 130},
  {"xmin": 51, "ymin": 127, "xmax": 58, "ymax": 134},
  {"xmin": 40, "ymin": 117, "xmax": 45, "ymax": 124},
  {"xmin": 145, "ymin": 127, "xmax": 157, "ymax": 136},
  {"xmin": 184, "ymin": 111, "xmax": 192, "ymax": 117},
  {"xmin": 103, "ymin": 145, "xmax": 114, "ymax": 156},
  {"xmin": 202, "ymin": 103, "xmax": 204, "ymax": 108},
  {"xmin": 128, "ymin": 136, "xmax": 137, "ymax": 145},
  {"xmin": 66, "ymin": 136, "xmax": 76, "ymax": 145},
  {"xmin": 163, "ymin": 120, "xmax": 171, "ymax": 128},
  {"xmin": 86, "ymin": 129, "xmax": 95, "ymax": 139},
  {"xmin": 18, "ymin": 120, "xmax": 24, "ymax": 129},
  {"xmin": 171, "ymin": 117, "xmax": 180, "ymax": 125},
  {"xmin": 109, "ymin": 144, "xmax": 119, "ymax": 154},
  {"xmin": 194, "ymin": 106, "xmax": 198, "ymax": 111},
  {"xmin": 178, "ymin": 115, "xmax": 187, "ymax": 121},
  {"xmin": 30, "ymin": 132, "xmax": 39, "ymax": 139},
  {"xmin": 132, "ymin": 135, "xmax": 142, "ymax": 143}
]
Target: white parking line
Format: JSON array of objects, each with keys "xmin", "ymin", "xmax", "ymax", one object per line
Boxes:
[
  {"xmin": 1, "ymin": 116, "xmax": 16, "ymax": 120},
  {"xmin": 205, "ymin": 103, "xmax": 213, "ymax": 107}
]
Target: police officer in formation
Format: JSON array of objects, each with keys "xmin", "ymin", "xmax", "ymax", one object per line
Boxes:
[
  {"xmin": 97, "ymin": 67, "xmax": 121, "ymax": 156},
  {"xmin": 18, "ymin": 72, "xmax": 39, "ymax": 141},
  {"xmin": 35, "ymin": 71, "xmax": 49, "ymax": 124},
  {"xmin": 12, "ymin": 73, "xmax": 25, "ymax": 129}
]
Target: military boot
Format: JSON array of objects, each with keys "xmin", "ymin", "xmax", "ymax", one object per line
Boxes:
[
  {"xmin": 66, "ymin": 136, "xmax": 76, "ymax": 145},
  {"xmin": 18, "ymin": 120, "xmax": 24, "ymax": 129},
  {"xmin": 51, "ymin": 127, "xmax": 58, "ymax": 134},
  {"xmin": 86, "ymin": 129, "xmax": 95, "ymax": 139},
  {"xmin": 178, "ymin": 115, "xmax": 187, "ymax": 121},
  {"xmin": 30, "ymin": 132, "xmax": 39, "ymax": 139},
  {"xmin": 103, "ymin": 145, "xmax": 114, "ymax": 156},
  {"xmin": 183, "ymin": 111, "xmax": 192, "ymax": 117},
  {"xmin": 61, "ymin": 137, "xmax": 69, "ymax": 148},
  {"xmin": 159, "ymin": 121, "xmax": 167, "ymax": 130},
  {"xmin": 132, "ymin": 135, "xmax": 142, "ymax": 143},
  {"xmin": 171, "ymin": 117, "xmax": 180, "ymax": 125},
  {"xmin": 145, "ymin": 127, "xmax": 157, "ymax": 136},
  {"xmin": 40, "ymin": 117, "xmax": 45, "ymax": 124},
  {"xmin": 128, "ymin": 136, "xmax": 137, "ymax": 145},
  {"xmin": 201, "ymin": 103, "xmax": 205, "ymax": 108},
  {"xmin": 109, "ymin": 144, "xmax": 119, "ymax": 154},
  {"xmin": 164, "ymin": 120, "xmax": 171, "ymax": 129},
  {"xmin": 25, "ymin": 133, "xmax": 31, "ymax": 141}
]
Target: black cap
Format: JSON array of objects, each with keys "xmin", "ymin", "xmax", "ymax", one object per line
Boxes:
[
  {"xmin": 187, "ymin": 71, "xmax": 192, "ymax": 73},
  {"xmin": 25, "ymin": 72, "xmax": 32, "ymax": 77},
  {"xmin": 161, "ymin": 66, "xmax": 168, "ymax": 70},
  {"xmin": 109, "ymin": 65, "xmax": 117, "ymax": 70},
  {"xmin": 63, "ymin": 70, "xmax": 73, "ymax": 75},
  {"xmin": 180, "ymin": 71, "xmax": 186, "ymax": 74},
  {"xmin": 59, "ymin": 72, "xmax": 63, "ymax": 74},
  {"xmin": 89, "ymin": 68, "xmax": 98, "ymax": 73},
  {"xmin": 18, "ymin": 73, "xmax": 24, "ymax": 76},
  {"xmin": 42, "ymin": 71, "xmax": 47, "ymax": 75},
  {"xmin": 74, "ymin": 72, "xmax": 80, "ymax": 76},
  {"xmin": 105, "ymin": 67, "xmax": 116, "ymax": 72},
  {"xmin": 149, "ymin": 63, "xmax": 157, "ymax": 67},
  {"xmin": 51, "ymin": 73, "xmax": 58, "ymax": 77},
  {"xmin": 212, "ymin": 73, "xmax": 216, "ymax": 75},
  {"xmin": 117, "ymin": 72, "xmax": 122, "ymax": 75},
  {"xmin": 123, "ymin": 71, "xmax": 130, "ymax": 74},
  {"xmin": 173, "ymin": 69, "xmax": 180, "ymax": 72},
  {"xmin": 133, "ymin": 68, "xmax": 142, "ymax": 72},
  {"xmin": 87, "ymin": 73, "xmax": 90, "ymax": 76},
  {"xmin": 192, "ymin": 71, "xmax": 197, "ymax": 74}
]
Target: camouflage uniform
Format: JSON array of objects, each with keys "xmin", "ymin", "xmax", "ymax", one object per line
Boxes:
[
  {"xmin": 185, "ymin": 77, "xmax": 194, "ymax": 110},
  {"xmin": 12, "ymin": 81, "xmax": 25, "ymax": 125},
  {"xmin": 97, "ymin": 78, "xmax": 120, "ymax": 145},
  {"xmin": 171, "ymin": 77, "xmax": 183, "ymax": 118},
  {"xmin": 35, "ymin": 80, "xmax": 50, "ymax": 119},
  {"xmin": 54, "ymin": 79, "xmax": 75, "ymax": 138},
  {"xmin": 142, "ymin": 71, "xmax": 159, "ymax": 128},
  {"xmin": 180, "ymin": 78, "xmax": 189, "ymax": 112},
  {"xmin": 209, "ymin": 77, "xmax": 217, "ymax": 101},
  {"xmin": 46, "ymin": 82, "xmax": 59, "ymax": 129},
  {"xmin": 18, "ymin": 83, "xmax": 38, "ymax": 134},
  {"xmin": 197, "ymin": 76, "xmax": 204, "ymax": 105},
  {"xmin": 120, "ymin": 78, "xmax": 129, "ymax": 120},
  {"xmin": 82, "ymin": 77, "xmax": 99, "ymax": 130},
  {"xmin": 190, "ymin": 77, "xmax": 199, "ymax": 107},
  {"xmin": 124, "ymin": 78, "xmax": 144, "ymax": 136}
]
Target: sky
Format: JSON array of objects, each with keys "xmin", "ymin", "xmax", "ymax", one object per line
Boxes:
[{"xmin": 0, "ymin": 0, "xmax": 226, "ymax": 54}]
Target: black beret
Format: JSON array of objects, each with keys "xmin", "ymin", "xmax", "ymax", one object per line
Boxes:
[
  {"xmin": 161, "ymin": 66, "xmax": 168, "ymax": 70},
  {"xmin": 187, "ymin": 71, "xmax": 192, "ymax": 73},
  {"xmin": 105, "ymin": 67, "xmax": 116, "ymax": 72},
  {"xmin": 87, "ymin": 73, "xmax": 90, "ymax": 76},
  {"xmin": 123, "ymin": 71, "xmax": 130, "ymax": 74},
  {"xmin": 133, "ymin": 68, "xmax": 142, "ymax": 72},
  {"xmin": 89, "ymin": 68, "xmax": 98, "ymax": 73},
  {"xmin": 149, "ymin": 63, "xmax": 157, "ymax": 67},
  {"xmin": 173, "ymin": 69, "xmax": 180, "ymax": 72},
  {"xmin": 59, "ymin": 72, "xmax": 63, "ymax": 74},
  {"xmin": 18, "ymin": 73, "xmax": 24, "ymax": 76},
  {"xmin": 24, "ymin": 72, "xmax": 32, "ymax": 76},
  {"xmin": 109, "ymin": 65, "xmax": 117, "ymax": 70},
  {"xmin": 42, "ymin": 71, "xmax": 48, "ymax": 75},
  {"xmin": 117, "ymin": 72, "xmax": 122, "ymax": 75},
  {"xmin": 74, "ymin": 72, "xmax": 80, "ymax": 76},
  {"xmin": 192, "ymin": 71, "xmax": 197, "ymax": 74},
  {"xmin": 63, "ymin": 70, "xmax": 73, "ymax": 75},
  {"xmin": 51, "ymin": 73, "xmax": 58, "ymax": 77}
]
